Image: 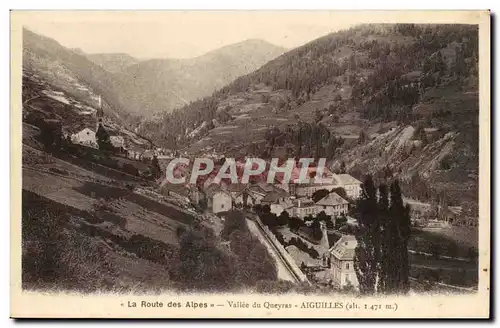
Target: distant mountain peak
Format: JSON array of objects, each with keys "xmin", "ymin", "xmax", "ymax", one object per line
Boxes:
[{"xmin": 112, "ymin": 39, "xmax": 287, "ymax": 115}]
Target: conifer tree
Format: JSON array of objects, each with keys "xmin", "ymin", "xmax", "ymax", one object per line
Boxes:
[
  {"xmin": 354, "ymin": 176, "xmax": 412, "ymax": 295},
  {"xmin": 388, "ymin": 179, "xmax": 411, "ymax": 293},
  {"xmin": 377, "ymin": 184, "xmax": 390, "ymax": 293},
  {"xmin": 96, "ymin": 123, "xmax": 112, "ymax": 151},
  {"xmin": 151, "ymin": 154, "xmax": 162, "ymax": 179},
  {"xmin": 354, "ymin": 175, "xmax": 380, "ymax": 294}
]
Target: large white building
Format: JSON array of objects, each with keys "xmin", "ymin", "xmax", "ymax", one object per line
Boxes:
[
  {"xmin": 284, "ymin": 166, "xmax": 362, "ymax": 200},
  {"xmin": 295, "ymin": 182, "xmax": 338, "ymax": 198},
  {"xmin": 333, "ymin": 174, "xmax": 362, "ymax": 199},
  {"xmin": 205, "ymin": 185, "xmax": 232, "ymax": 214},
  {"xmin": 329, "ymin": 235, "xmax": 359, "ymax": 289},
  {"xmin": 71, "ymin": 128, "xmax": 98, "ymax": 149},
  {"xmin": 315, "ymin": 192, "xmax": 349, "ymax": 217}
]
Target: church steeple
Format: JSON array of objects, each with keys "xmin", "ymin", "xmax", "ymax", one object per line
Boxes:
[{"xmin": 96, "ymin": 95, "xmax": 104, "ymax": 131}]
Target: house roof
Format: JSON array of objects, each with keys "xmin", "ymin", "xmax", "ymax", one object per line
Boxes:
[
  {"xmin": 329, "ymin": 235, "xmax": 357, "ymax": 260},
  {"xmin": 334, "ymin": 174, "xmax": 362, "ymax": 186},
  {"xmin": 205, "ymin": 184, "xmax": 230, "ymax": 197},
  {"xmin": 74, "ymin": 127, "xmax": 95, "ymax": 135},
  {"xmin": 248, "ymin": 184, "xmax": 267, "ymax": 195},
  {"xmin": 161, "ymin": 183, "xmax": 190, "ymax": 198},
  {"xmin": 226, "ymin": 183, "xmax": 248, "ymax": 193},
  {"xmin": 316, "ymin": 192, "xmax": 349, "ymax": 206},
  {"xmin": 262, "ymin": 190, "xmax": 289, "ymax": 203}
]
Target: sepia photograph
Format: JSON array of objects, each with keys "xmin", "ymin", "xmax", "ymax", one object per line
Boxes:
[{"xmin": 10, "ymin": 10, "xmax": 490, "ymax": 318}]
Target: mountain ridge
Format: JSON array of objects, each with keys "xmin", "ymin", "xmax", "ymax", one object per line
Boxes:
[
  {"xmin": 138, "ymin": 23, "xmax": 479, "ymax": 215},
  {"xmin": 23, "ymin": 28, "xmax": 128, "ymax": 122},
  {"xmin": 113, "ymin": 38, "xmax": 286, "ymax": 115}
]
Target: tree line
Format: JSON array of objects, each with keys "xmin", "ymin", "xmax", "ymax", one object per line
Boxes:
[
  {"xmin": 354, "ymin": 175, "xmax": 412, "ymax": 294},
  {"xmin": 139, "ymin": 24, "xmax": 477, "ymax": 150}
]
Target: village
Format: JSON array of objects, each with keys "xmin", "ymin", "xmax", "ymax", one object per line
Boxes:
[
  {"xmin": 59, "ymin": 94, "xmax": 478, "ymax": 293},
  {"xmin": 68, "ymin": 107, "xmax": 364, "ymax": 289},
  {"xmin": 154, "ymin": 155, "xmax": 364, "ymax": 290}
]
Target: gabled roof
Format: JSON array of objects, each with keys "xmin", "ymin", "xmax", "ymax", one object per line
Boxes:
[
  {"xmin": 334, "ymin": 174, "xmax": 362, "ymax": 186},
  {"xmin": 205, "ymin": 184, "xmax": 230, "ymax": 197},
  {"xmin": 226, "ymin": 183, "xmax": 248, "ymax": 193},
  {"xmin": 161, "ymin": 183, "xmax": 190, "ymax": 198},
  {"xmin": 74, "ymin": 127, "xmax": 95, "ymax": 135},
  {"xmin": 248, "ymin": 184, "xmax": 267, "ymax": 195},
  {"xmin": 329, "ymin": 235, "xmax": 357, "ymax": 261},
  {"xmin": 316, "ymin": 192, "xmax": 349, "ymax": 206}
]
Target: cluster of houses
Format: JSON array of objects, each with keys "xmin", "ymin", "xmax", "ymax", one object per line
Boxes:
[
  {"xmin": 169, "ymin": 164, "xmax": 363, "ymax": 290},
  {"xmin": 70, "ymin": 125, "xmax": 175, "ymax": 162},
  {"xmin": 187, "ymin": 168, "xmax": 361, "ymax": 220},
  {"xmin": 156, "ymin": 155, "xmax": 366, "ymax": 290},
  {"xmin": 69, "ymin": 104, "xmax": 174, "ymax": 162},
  {"xmin": 70, "ymin": 127, "xmax": 127, "ymax": 150},
  {"xmin": 70, "ymin": 105, "xmax": 129, "ymax": 152}
]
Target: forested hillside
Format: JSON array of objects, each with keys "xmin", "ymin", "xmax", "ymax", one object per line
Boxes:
[
  {"xmin": 24, "ymin": 29, "xmax": 286, "ymax": 121},
  {"xmin": 138, "ymin": 24, "xmax": 479, "ymax": 215},
  {"xmin": 113, "ymin": 39, "xmax": 286, "ymax": 115},
  {"xmin": 23, "ymin": 28, "xmax": 131, "ymax": 123},
  {"xmin": 139, "ymin": 23, "xmax": 477, "ymax": 148}
]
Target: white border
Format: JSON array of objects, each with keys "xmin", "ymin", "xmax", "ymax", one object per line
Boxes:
[{"xmin": 3, "ymin": 1, "xmax": 497, "ymax": 327}]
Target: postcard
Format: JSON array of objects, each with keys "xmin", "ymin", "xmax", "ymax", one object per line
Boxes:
[{"xmin": 10, "ymin": 10, "xmax": 490, "ymax": 318}]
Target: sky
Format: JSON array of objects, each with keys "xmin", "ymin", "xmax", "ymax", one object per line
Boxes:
[
  {"xmin": 19, "ymin": 11, "xmax": 483, "ymax": 60},
  {"xmin": 21, "ymin": 11, "xmax": 364, "ymax": 59}
]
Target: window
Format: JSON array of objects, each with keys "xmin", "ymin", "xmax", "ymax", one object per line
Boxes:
[
  {"xmin": 345, "ymin": 274, "xmax": 349, "ymax": 283},
  {"xmin": 346, "ymin": 263, "xmax": 350, "ymax": 270},
  {"xmin": 221, "ymin": 204, "xmax": 224, "ymax": 209}
]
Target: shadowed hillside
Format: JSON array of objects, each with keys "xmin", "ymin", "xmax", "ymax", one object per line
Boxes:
[{"xmin": 114, "ymin": 39, "xmax": 286, "ymax": 115}]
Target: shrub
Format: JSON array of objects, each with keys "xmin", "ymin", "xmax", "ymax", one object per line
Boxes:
[
  {"xmin": 221, "ymin": 211, "xmax": 247, "ymax": 240},
  {"xmin": 254, "ymin": 280, "xmax": 295, "ymax": 294},
  {"xmin": 288, "ymin": 236, "xmax": 320, "ymax": 259},
  {"xmin": 440, "ymin": 154, "xmax": 452, "ymax": 170},
  {"xmin": 123, "ymin": 163, "xmax": 139, "ymax": 176}
]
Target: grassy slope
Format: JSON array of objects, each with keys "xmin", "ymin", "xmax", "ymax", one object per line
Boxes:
[{"xmin": 21, "ymin": 124, "xmax": 191, "ymax": 292}]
